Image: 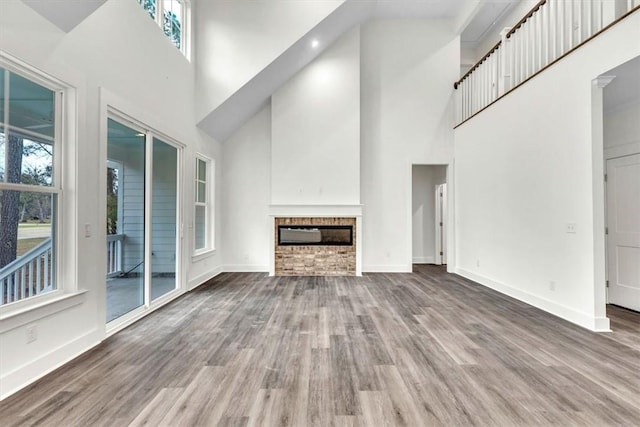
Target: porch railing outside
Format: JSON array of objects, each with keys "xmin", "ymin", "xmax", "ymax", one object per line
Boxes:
[
  {"xmin": 0, "ymin": 238, "xmax": 54, "ymax": 306},
  {"xmin": 455, "ymin": 0, "xmax": 640, "ymax": 125},
  {"xmin": 107, "ymin": 234, "xmax": 125, "ymax": 278},
  {"xmin": 1, "ymin": 233, "xmax": 127, "ymax": 306}
]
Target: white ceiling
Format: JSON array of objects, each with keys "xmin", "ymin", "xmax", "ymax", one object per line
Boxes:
[
  {"xmin": 21, "ymin": 0, "xmax": 107, "ymax": 32},
  {"xmin": 461, "ymin": 1, "xmax": 519, "ymax": 46},
  {"xmin": 198, "ymin": 0, "xmax": 499, "ymax": 142},
  {"xmin": 373, "ymin": 0, "xmax": 468, "ymax": 18},
  {"xmin": 19, "ymin": 0, "xmax": 506, "ymax": 142},
  {"xmin": 603, "ymin": 55, "xmax": 640, "ymax": 112}
]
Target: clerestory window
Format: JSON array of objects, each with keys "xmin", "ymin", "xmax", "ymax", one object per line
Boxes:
[{"xmin": 137, "ymin": 0, "xmax": 190, "ymax": 57}]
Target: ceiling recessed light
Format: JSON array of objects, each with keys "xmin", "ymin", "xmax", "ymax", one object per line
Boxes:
[{"xmin": 311, "ymin": 39, "xmax": 319, "ymax": 49}]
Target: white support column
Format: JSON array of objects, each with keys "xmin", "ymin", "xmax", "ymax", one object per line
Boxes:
[
  {"xmin": 523, "ymin": 22, "xmax": 529, "ymax": 78},
  {"xmin": 577, "ymin": 0, "xmax": 583, "ymax": 43},
  {"xmin": 569, "ymin": 0, "xmax": 575, "ymax": 49},
  {"xmin": 519, "ymin": 29, "xmax": 525, "ymax": 83},
  {"xmin": 603, "ymin": 0, "xmax": 617, "ymax": 26},
  {"xmin": 498, "ymin": 27, "xmax": 512, "ymax": 95},
  {"xmin": 558, "ymin": 0, "xmax": 565, "ymax": 56},
  {"xmin": 587, "ymin": 0, "xmax": 592, "ymax": 36},
  {"xmin": 591, "ymin": 75, "xmax": 616, "ymax": 331},
  {"xmin": 536, "ymin": 11, "xmax": 542, "ymax": 71},
  {"xmin": 455, "ymin": 80, "xmax": 462, "ymax": 124}
]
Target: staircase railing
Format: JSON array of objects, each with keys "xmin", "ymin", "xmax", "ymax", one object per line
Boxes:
[
  {"xmin": 455, "ymin": 0, "xmax": 640, "ymax": 125},
  {"xmin": 0, "ymin": 238, "xmax": 54, "ymax": 305}
]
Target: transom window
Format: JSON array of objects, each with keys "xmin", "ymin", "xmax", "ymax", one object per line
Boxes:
[
  {"xmin": 0, "ymin": 64, "xmax": 62, "ymax": 306},
  {"xmin": 137, "ymin": 0, "xmax": 189, "ymax": 55}
]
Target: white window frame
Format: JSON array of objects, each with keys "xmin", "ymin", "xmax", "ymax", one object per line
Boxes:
[
  {"xmin": 137, "ymin": 0, "xmax": 191, "ymax": 59},
  {"xmin": 193, "ymin": 154, "xmax": 214, "ymax": 256},
  {"xmin": 0, "ymin": 52, "xmax": 80, "ymax": 324}
]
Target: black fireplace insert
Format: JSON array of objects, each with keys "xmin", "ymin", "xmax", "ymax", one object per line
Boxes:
[{"xmin": 278, "ymin": 225, "xmax": 353, "ymax": 246}]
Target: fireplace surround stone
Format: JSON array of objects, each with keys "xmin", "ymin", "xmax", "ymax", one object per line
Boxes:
[{"xmin": 274, "ymin": 217, "xmax": 356, "ymax": 276}]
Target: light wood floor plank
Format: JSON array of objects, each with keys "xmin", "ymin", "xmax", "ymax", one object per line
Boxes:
[{"xmin": 1, "ymin": 265, "xmax": 639, "ymax": 426}]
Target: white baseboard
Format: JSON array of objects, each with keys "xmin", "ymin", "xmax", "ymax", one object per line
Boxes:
[
  {"xmin": 223, "ymin": 265, "xmax": 269, "ymax": 273},
  {"xmin": 188, "ymin": 266, "xmax": 223, "ymax": 291},
  {"xmin": 412, "ymin": 257, "xmax": 435, "ymax": 264},
  {"xmin": 593, "ymin": 316, "xmax": 611, "ymax": 332},
  {"xmin": 455, "ymin": 268, "xmax": 606, "ymax": 332},
  {"xmin": 363, "ymin": 264, "xmax": 412, "ymax": 273},
  {"xmin": 1, "ymin": 329, "xmax": 101, "ymax": 400}
]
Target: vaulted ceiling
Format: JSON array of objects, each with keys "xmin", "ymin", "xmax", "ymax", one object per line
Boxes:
[
  {"xmin": 197, "ymin": 0, "xmax": 512, "ymax": 142},
  {"xmin": 22, "ymin": 0, "xmax": 107, "ymax": 32},
  {"xmin": 19, "ymin": 0, "xmax": 513, "ymax": 142}
]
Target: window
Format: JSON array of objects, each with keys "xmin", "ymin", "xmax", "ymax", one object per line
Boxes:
[
  {"xmin": 0, "ymin": 63, "xmax": 62, "ymax": 307},
  {"xmin": 194, "ymin": 156, "xmax": 213, "ymax": 253},
  {"xmin": 137, "ymin": 0, "xmax": 189, "ymax": 55}
]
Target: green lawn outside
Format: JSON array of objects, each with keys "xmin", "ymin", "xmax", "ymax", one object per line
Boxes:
[
  {"xmin": 17, "ymin": 238, "xmax": 47, "ymax": 257},
  {"xmin": 19, "ymin": 222, "xmax": 52, "ymax": 229}
]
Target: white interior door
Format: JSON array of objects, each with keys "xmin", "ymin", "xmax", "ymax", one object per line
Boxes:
[
  {"xmin": 441, "ymin": 183, "xmax": 448, "ymax": 265},
  {"xmin": 606, "ymin": 154, "xmax": 640, "ymax": 312},
  {"xmin": 435, "ymin": 184, "xmax": 447, "ymax": 265}
]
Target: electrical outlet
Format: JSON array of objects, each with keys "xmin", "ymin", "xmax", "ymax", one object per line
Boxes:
[
  {"xmin": 566, "ymin": 223, "xmax": 577, "ymax": 233},
  {"xmin": 549, "ymin": 281, "xmax": 556, "ymax": 292},
  {"xmin": 26, "ymin": 324, "xmax": 37, "ymax": 344},
  {"xmin": 476, "ymin": 259, "xmax": 480, "ymax": 268}
]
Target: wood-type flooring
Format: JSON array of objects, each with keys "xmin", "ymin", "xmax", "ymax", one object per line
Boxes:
[{"xmin": 1, "ymin": 265, "xmax": 639, "ymax": 426}]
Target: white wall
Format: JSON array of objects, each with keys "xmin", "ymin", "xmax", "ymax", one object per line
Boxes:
[
  {"xmin": 194, "ymin": 0, "xmax": 344, "ymax": 120},
  {"xmin": 454, "ymin": 12, "xmax": 640, "ymax": 331},
  {"xmin": 604, "ymin": 102, "xmax": 640, "ymax": 151},
  {"xmin": 412, "ymin": 165, "xmax": 447, "ymax": 264},
  {"xmin": 222, "ymin": 20, "xmax": 458, "ymax": 272},
  {"xmin": 222, "ymin": 106, "xmax": 272, "ymax": 271},
  {"xmin": 0, "ymin": 0, "xmax": 222, "ymax": 399},
  {"xmin": 361, "ymin": 19, "xmax": 458, "ymax": 272},
  {"xmin": 271, "ymin": 27, "xmax": 361, "ymax": 205}
]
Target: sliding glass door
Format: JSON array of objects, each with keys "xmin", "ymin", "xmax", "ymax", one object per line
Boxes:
[
  {"xmin": 106, "ymin": 119, "xmax": 145, "ymax": 322},
  {"xmin": 151, "ymin": 137, "xmax": 178, "ymax": 301},
  {"xmin": 106, "ymin": 117, "xmax": 181, "ymax": 325}
]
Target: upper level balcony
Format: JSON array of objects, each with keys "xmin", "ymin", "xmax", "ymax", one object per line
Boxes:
[{"xmin": 455, "ymin": 0, "xmax": 640, "ymax": 126}]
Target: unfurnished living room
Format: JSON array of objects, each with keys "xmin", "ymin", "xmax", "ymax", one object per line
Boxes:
[{"xmin": 0, "ymin": 0, "xmax": 639, "ymax": 425}]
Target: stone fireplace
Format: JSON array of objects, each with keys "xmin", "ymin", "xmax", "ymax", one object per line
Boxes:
[
  {"xmin": 275, "ymin": 217, "xmax": 356, "ymax": 276},
  {"xmin": 269, "ymin": 205, "xmax": 363, "ymax": 276}
]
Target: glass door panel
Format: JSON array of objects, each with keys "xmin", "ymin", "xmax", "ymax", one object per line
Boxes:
[
  {"xmin": 151, "ymin": 137, "xmax": 177, "ymax": 300},
  {"xmin": 106, "ymin": 118, "xmax": 145, "ymax": 323}
]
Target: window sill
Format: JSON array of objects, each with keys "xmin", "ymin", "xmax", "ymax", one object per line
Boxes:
[
  {"xmin": 192, "ymin": 248, "xmax": 216, "ymax": 262},
  {"xmin": 0, "ymin": 290, "xmax": 87, "ymax": 334}
]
